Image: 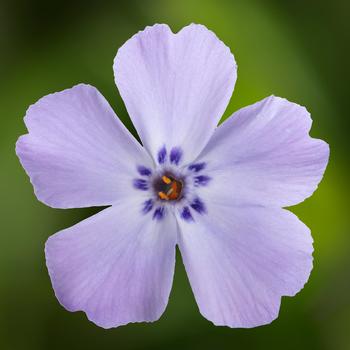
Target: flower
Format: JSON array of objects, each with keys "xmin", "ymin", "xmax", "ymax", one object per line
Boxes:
[{"xmin": 16, "ymin": 23, "xmax": 329, "ymax": 329}]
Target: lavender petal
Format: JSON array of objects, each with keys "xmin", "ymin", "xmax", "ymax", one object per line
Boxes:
[
  {"xmin": 177, "ymin": 205, "xmax": 313, "ymax": 328},
  {"xmin": 15, "ymin": 84, "xmax": 151, "ymax": 209},
  {"xmin": 114, "ymin": 24, "xmax": 237, "ymax": 164},
  {"xmin": 45, "ymin": 203, "xmax": 177, "ymax": 329}
]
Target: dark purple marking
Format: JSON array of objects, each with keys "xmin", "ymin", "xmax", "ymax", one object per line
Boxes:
[
  {"xmin": 170, "ymin": 147, "xmax": 183, "ymax": 165},
  {"xmin": 194, "ymin": 175, "xmax": 211, "ymax": 187},
  {"xmin": 137, "ymin": 165, "xmax": 152, "ymax": 176},
  {"xmin": 153, "ymin": 206, "xmax": 165, "ymax": 220},
  {"xmin": 158, "ymin": 146, "xmax": 167, "ymax": 164},
  {"xmin": 181, "ymin": 206, "xmax": 194, "ymax": 222},
  {"xmin": 133, "ymin": 178, "xmax": 148, "ymax": 191},
  {"xmin": 188, "ymin": 162, "xmax": 206, "ymax": 172},
  {"xmin": 142, "ymin": 199, "xmax": 153, "ymax": 214},
  {"xmin": 190, "ymin": 197, "xmax": 206, "ymax": 214}
]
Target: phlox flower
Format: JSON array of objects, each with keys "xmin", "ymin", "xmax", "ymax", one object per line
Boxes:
[{"xmin": 16, "ymin": 24, "xmax": 329, "ymax": 329}]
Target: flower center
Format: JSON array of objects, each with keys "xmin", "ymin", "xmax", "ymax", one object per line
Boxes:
[{"xmin": 154, "ymin": 174, "xmax": 183, "ymax": 201}]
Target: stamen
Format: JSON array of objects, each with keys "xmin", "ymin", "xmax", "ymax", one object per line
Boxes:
[
  {"xmin": 167, "ymin": 188, "xmax": 174, "ymax": 195},
  {"xmin": 158, "ymin": 192, "xmax": 169, "ymax": 200},
  {"xmin": 156, "ymin": 174, "xmax": 183, "ymax": 201},
  {"xmin": 162, "ymin": 175, "xmax": 171, "ymax": 184}
]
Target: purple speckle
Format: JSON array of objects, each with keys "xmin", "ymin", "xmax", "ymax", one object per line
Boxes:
[
  {"xmin": 137, "ymin": 165, "xmax": 152, "ymax": 176},
  {"xmin": 170, "ymin": 147, "xmax": 183, "ymax": 165},
  {"xmin": 153, "ymin": 207, "xmax": 165, "ymax": 220},
  {"xmin": 142, "ymin": 199, "xmax": 153, "ymax": 214},
  {"xmin": 188, "ymin": 162, "xmax": 206, "ymax": 172},
  {"xmin": 190, "ymin": 197, "xmax": 206, "ymax": 214},
  {"xmin": 158, "ymin": 146, "xmax": 167, "ymax": 164},
  {"xmin": 181, "ymin": 206, "xmax": 194, "ymax": 222},
  {"xmin": 133, "ymin": 178, "xmax": 148, "ymax": 191},
  {"xmin": 194, "ymin": 175, "xmax": 211, "ymax": 187}
]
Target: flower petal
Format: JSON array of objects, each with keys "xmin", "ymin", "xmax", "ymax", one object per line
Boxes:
[
  {"xmin": 196, "ymin": 96, "xmax": 329, "ymax": 207},
  {"xmin": 16, "ymin": 84, "xmax": 151, "ymax": 208},
  {"xmin": 177, "ymin": 205, "xmax": 313, "ymax": 328},
  {"xmin": 45, "ymin": 199, "xmax": 177, "ymax": 328},
  {"xmin": 114, "ymin": 24, "xmax": 237, "ymax": 164}
]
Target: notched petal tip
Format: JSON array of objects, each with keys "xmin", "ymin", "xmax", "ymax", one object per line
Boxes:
[
  {"xmin": 202, "ymin": 300, "xmax": 282, "ymax": 329},
  {"xmin": 15, "ymin": 133, "xmax": 28, "ymax": 157},
  {"xmin": 113, "ymin": 22, "xmax": 237, "ymax": 164}
]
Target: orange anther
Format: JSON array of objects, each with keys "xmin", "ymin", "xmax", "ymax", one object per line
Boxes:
[
  {"xmin": 162, "ymin": 176, "xmax": 172, "ymax": 184},
  {"xmin": 158, "ymin": 191, "xmax": 169, "ymax": 200}
]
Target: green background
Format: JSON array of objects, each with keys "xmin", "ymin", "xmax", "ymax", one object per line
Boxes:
[{"xmin": 1, "ymin": 0, "xmax": 349, "ymax": 349}]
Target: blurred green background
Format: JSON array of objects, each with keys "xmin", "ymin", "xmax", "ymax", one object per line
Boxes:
[{"xmin": 1, "ymin": 0, "xmax": 349, "ymax": 349}]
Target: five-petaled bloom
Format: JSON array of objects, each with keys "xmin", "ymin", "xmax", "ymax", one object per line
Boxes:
[{"xmin": 16, "ymin": 24, "xmax": 329, "ymax": 329}]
